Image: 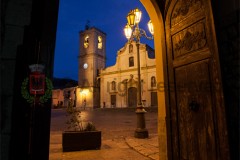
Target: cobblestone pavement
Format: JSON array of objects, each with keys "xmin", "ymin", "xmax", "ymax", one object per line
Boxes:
[{"xmin": 49, "ymin": 108, "xmax": 159, "ymax": 160}]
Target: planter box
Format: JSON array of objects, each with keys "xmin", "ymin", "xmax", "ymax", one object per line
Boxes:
[{"xmin": 62, "ymin": 131, "xmax": 101, "ymax": 152}]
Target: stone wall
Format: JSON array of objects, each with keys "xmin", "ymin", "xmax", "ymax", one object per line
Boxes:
[
  {"xmin": 1, "ymin": 0, "xmax": 32, "ymax": 159},
  {"xmin": 1, "ymin": 0, "xmax": 59, "ymax": 159}
]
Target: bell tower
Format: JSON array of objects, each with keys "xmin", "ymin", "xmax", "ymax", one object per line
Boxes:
[{"xmin": 78, "ymin": 26, "xmax": 106, "ymax": 108}]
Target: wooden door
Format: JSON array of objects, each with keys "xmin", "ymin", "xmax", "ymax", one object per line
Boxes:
[
  {"xmin": 151, "ymin": 92, "xmax": 158, "ymax": 107},
  {"xmin": 165, "ymin": 0, "xmax": 228, "ymax": 159},
  {"xmin": 111, "ymin": 95, "xmax": 116, "ymax": 108},
  {"xmin": 175, "ymin": 60, "xmax": 216, "ymax": 159},
  {"xmin": 128, "ymin": 87, "xmax": 137, "ymax": 107}
]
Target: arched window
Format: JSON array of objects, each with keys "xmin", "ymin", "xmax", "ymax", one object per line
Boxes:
[
  {"xmin": 98, "ymin": 36, "xmax": 102, "ymax": 49},
  {"xmin": 112, "ymin": 81, "xmax": 116, "ymax": 90},
  {"xmin": 129, "ymin": 57, "xmax": 134, "ymax": 67},
  {"xmin": 84, "ymin": 35, "xmax": 89, "ymax": 48},
  {"xmin": 151, "ymin": 76, "xmax": 156, "ymax": 87},
  {"xmin": 129, "ymin": 44, "xmax": 133, "ymax": 53}
]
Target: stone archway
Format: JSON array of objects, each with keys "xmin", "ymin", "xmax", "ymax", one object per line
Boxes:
[
  {"xmin": 141, "ymin": 0, "xmax": 231, "ymax": 160},
  {"xmin": 140, "ymin": 0, "xmax": 231, "ymax": 159},
  {"xmin": 140, "ymin": 1, "xmax": 168, "ymax": 159}
]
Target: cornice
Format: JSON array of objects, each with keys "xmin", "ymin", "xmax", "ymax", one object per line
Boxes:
[
  {"xmin": 100, "ymin": 65, "xmax": 156, "ymax": 76},
  {"xmin": 78, "ymin": 53, "xmax": 106, "ymax": 59}
]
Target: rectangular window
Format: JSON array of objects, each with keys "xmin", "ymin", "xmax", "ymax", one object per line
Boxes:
[
  {"xmin": 129, "ymin": 44, "xmax": 133, "ymax": 53},
  {"xmin": 129, "ymin": 57, "xmax": 134, "ymax": 67}
]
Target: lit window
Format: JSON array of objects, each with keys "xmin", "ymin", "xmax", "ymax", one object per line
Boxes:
[
  {"xmin": 98, "ymin": 36, "xmax": 102, "ymax": 49},
  {"xmin": 84, "ymin": 35, "xmax": 89, "ymax": 48}
]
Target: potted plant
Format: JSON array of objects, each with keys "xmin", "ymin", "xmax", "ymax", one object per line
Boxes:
[{"xmin": 62, "ymin": 99, "xmax": 101, "ymax": 152}]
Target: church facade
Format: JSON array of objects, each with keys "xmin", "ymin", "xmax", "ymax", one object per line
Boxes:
[
  {"xmin": 99, "ymin": 42, "xmax": 157, "ymax": 108},
  {"xmin": 75, "ymin": 27, "xmax": 157, "ymax": 108}
]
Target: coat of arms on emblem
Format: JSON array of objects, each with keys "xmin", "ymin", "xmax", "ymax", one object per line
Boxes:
[{"xmin": 29, "ymin": 64, "xmax": 45, "ymax": 95}]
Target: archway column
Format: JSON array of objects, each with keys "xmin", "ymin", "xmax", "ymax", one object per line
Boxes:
[{"xmin": 140, "ymin": 0, "xmax": 168, "ymax": 159}]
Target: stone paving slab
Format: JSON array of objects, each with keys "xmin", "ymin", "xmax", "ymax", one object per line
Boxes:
[
  {"xmin": 49, "ymin": 109, "xmax": 159, "ymax": 160},
  {"xmin": 49, "ymin": 132, "xmax": 155, "ymax": 160},
  {"xmin": 125, "ymin": 134, "xmax": 159, "ymax": 160}
]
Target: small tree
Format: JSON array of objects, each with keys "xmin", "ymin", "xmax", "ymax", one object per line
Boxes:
[
  {"xmin": 65, "ymin": 99, "xmax": 83, "ymax": 131},
  {"xmin": 65, "ymin": 99, "xmax": 96, "ymax": 131}
]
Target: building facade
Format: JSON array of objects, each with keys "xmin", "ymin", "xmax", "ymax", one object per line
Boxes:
[
  {"xmin": 74, "ymin": 26, "xmax": 157, "ymax": 108},
  {"xmin": 99, "ymin": 41, "xmax": 157, "ymax": 108},
  {"xmin": 52, "ymin": 89, "xmax": 64, "ymax": 107},
  {"xmin": 52, "ymin": 87, "xmax": 77, "ymax": 108},
  {"xmin": 52, "ymin": 27, "xmax": 157, "ymax": 109}
]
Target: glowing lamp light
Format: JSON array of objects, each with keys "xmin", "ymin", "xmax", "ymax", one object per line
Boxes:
[
  {"xmin": 134, "ymin": 8, "xmax": 142, "ymax": 24},
  {"xmin": 123, "ymin": 7, "xmax": 153, "ymax": 139},
  {"xmin": 127, "ymin": 10, "xmax": 136, "ymax": 27},
  {"xmin": 124, "ymin": 24, "xmax": 132, "ymax": 39},
  {"xmin": 80, "ymin": 89, "xmax": 89, "ymax": 95},
  {"xmin": 148, "ymin": 20, "xmax": 154, "ymax": 35}
]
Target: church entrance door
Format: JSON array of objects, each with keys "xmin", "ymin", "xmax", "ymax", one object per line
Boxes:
[
  {"xmin": 110, "ymin": 95, "xmax": 116, "ymax": 108},
  {"xmin": 165, "ymin": 0, "xmax": 228, "ymax": 159},
  {"xmin": 128, "ymin": 87, "xmax": 137, "ymax": 107},
  {"xmin": 151, "ymin": 92, "xmax": 157, "ymax": 107}
]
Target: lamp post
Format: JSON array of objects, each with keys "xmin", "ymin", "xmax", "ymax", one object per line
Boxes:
[{"xmin": 124, "ymin": 8, "xmax": 154, "ymax": 138}]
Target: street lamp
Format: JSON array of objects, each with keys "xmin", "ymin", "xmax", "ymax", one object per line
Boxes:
[{"xmin": 124, "ymin": 8, "xmax": 154, "ymax": 138}]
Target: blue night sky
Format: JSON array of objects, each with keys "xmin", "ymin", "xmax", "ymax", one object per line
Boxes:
[{"xmin": 53, "ymin": 0, "xmax": 154, "ymax": 81}]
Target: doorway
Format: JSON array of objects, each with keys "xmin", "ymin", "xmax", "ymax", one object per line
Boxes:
[
  {"xmin": 151, "ymin": 92, "xmax": 157, "ymax": 107},
  {"xmin": 110, "ymin": 95, "xmax": 116, "ymax": 108},
  {"xmin": 128, "ymin": 87, "xmax": 137, "ymax": 107}
]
